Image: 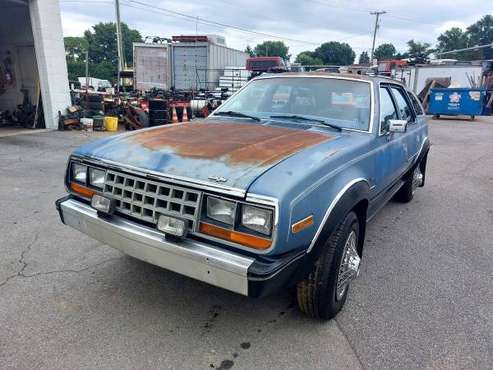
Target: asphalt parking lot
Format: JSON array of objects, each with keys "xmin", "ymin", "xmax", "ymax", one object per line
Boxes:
[{"xmin": 1, "ymin": 117, "xmax": 492, "ymax": 370}]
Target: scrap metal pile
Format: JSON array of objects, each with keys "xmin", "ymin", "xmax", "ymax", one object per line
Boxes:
[
  {"xmin": 58, "ymin": 91, "xmax": 118, "ymax": 131},
  {"xmin": 59, "ymin": 87, "xmax": 229, "ymax": 132},
  {"xmin": 122, "ymin": 87, "xmax": 228, "ymax": 130},
  {"xmin": 0, "ymin": 88, "xmax": 44, "ymax": 129}
]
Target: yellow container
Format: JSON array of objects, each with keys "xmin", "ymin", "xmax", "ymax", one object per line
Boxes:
[{"xmin": 104, "ymin": 116, "xmax": 118, "ymax": 132}]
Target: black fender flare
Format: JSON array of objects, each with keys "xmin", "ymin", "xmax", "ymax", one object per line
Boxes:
[
  {"xmin": 297, "ymin": 179, "xmax": 370, "ymax": 279},
  {"xmin": 417, "ymin": 138, "xmax": 431, "ymax": 165},
  {"xmin": 406, "ymin": 137, "xmax": 430, "ymax": 186},
  {"xmin": 416, "ymin": 139, "xmax": 430, "ymax": 187},
  {"xmin": 247, "ymin": 179, "xmax": 371, "ymax": 294}
]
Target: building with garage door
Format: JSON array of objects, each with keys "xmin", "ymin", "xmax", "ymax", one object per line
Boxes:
[{"xmin": 0, "ymin": 0, "xmax": 70, "ymax": 130}]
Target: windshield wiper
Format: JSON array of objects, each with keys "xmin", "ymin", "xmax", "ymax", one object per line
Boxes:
[
  {"xmin": 269, "ymin": 115, "xmax": 342, "ymax": 131},
  {"xmin": 214, "ymin": 111, "xmax": 261, "ymax": 121}
]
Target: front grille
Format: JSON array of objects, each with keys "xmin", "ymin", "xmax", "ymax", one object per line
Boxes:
[{"xmin": 103, "ymin": 170, "xmax": 202, "ymax": 229}]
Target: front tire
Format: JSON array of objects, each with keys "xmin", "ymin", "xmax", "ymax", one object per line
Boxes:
[{"xmin": 296, "ymin": 211, "xmax": 361, "ymax": 320}]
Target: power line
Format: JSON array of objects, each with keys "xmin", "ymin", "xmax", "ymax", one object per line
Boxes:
[
  {"xmin": 306, "ymin": 0, "xmax": 438, "ymax": 26},
  {"xmin": 62, "ymin": 0, "xmax": 378, "ymax": 52},
  {"xmin": 305, "ymin": 0, "xmax": 372, "ymax": 14},
  {"xmin": 122, "ymin": 0, "xmax": 320, "ymax": 46},
  {"xmin": 436, "ymin": 43, "xmax": 493, "ymax": 56},
  {"xmin": 123, "ymin": 0, "xmax": 370, "ymax": 48}
]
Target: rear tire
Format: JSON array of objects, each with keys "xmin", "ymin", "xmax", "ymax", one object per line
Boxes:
[
  {"xmin": 394, "ymin": 163, "xmax": 424, "ymax": 203},
  {"xmin": 394, "ymin": 176, "xmax": 414, "ymax": 202},
  {"xmin": 296, "ymin": 211, "xmax": 360, "ymax": 320}
]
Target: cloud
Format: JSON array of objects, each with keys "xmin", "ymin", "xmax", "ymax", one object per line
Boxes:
[
  {"xmin": 62, "ymin": 12, "xmax": 97, "ymax": 36},
  {"xmin": 59, "ymin": 0, "xmax": 492, "ymax": 58}
]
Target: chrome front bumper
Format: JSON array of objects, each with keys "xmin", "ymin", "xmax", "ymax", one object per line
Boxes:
[{"xmin": 58, "ymin": 198, "xmax": 254, "ymax": 295}]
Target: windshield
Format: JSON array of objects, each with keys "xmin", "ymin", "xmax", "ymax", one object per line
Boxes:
[{"xmin": 214, "ymin": 77, "xmax": 372, "ymax": 131}]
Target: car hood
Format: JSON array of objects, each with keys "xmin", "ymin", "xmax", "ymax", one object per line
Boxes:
[{"xmin": 73, "ymin": 120, "xmax": 334, "ymax": 190}]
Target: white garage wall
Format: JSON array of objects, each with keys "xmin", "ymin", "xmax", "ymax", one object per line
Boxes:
[{"xmin": 29, "ymin": 0, "xmax": 71, "ymax": 129}]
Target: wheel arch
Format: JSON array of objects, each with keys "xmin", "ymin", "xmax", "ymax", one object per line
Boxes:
[
  {"xmin": 418, "ymin": 141, "xmax": 430, "ymax": 187},
  {"xmin": 307, "ymin": 179, "xmax": 370, "ymax": 261},
  {"xmin": 351, "ymin": 198, "xmax": 369, "ymax": 255},
  {"xmin": 406, "ymin": 137, "xmax": 430, "ymax": 186}
]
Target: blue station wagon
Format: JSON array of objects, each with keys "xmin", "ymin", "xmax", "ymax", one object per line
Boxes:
[{"xmin": 56, "ymin": 73, "xmax": 429, "ymax": 320}]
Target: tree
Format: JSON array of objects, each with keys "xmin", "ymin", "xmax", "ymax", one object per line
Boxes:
[
  {"xmin": 66, "ymin": 60, "xmax": 86, "ymax": 82},
  {"xmin": 90, "ymin": 61, "xmax": 116, "ymax": 83},
  {"xmin": 436, "ymin": 27, "xmax": 470, "ymax": 60},
  {"xmin": 68, "ymin": 22, "xmax": 143, "ymax": 83},
  {"xmin": 64, "ymin": 37, "xmax": 89, "ymax": 82},
  {"xmin": 64, "ymin": 36, "xmax": 88, "ymax": 61},
  {"xmin": 253, "ymin": 41, "xmax": 290, "ymax": 60},
  {"xmin": 65, "ymin": 22, "xmax": 142, "ymax": 83},
  {"xmin": 466, "ymin": 15, "xmax": 493, "ymax": 59},
  {"xmin": 406, "ymin": 40, "xmax": 433, "ymax": 59},
  {"xmin": 295, "ymin": 51, "xmax": 323, "ymax": 66},
  {"xmin": 373, "ymin": 43, "xmax": 396, "ymax": 61},
  {"xmin": 358, "ymin": 51, "xmax": 370, "ymax": 65},
  {"xmin": 245, "ymin": 45, "xmax": 255, "ymax": 57},
  {"xmin": 84, "ymin": 22, "xmax": 142, "ymax": 67},
  {"xmin": 394, "ymin": 51, "xmax": 409, "ymax": 59},
  {"xmin": 315, "ymin": 42, "xmax": 355, "ymax": 65}
]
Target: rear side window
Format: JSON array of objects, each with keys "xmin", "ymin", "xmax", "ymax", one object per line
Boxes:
[
  {"xmin": 379, "ymin": 87, "xmax": 398, "ymax": 134},
  {"xmin": 391, "ymin": 87, "xmax": 414, "ymax": 122},
  {"xmin": 407, "ymin": 91, "xmax": 424, "ymax": 115}
]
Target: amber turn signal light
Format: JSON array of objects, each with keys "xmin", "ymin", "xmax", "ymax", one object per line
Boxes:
[
  {"xmin": 70, "ymin": 181, "xmax": 96, "ymax": 198},
  {"xmin": 199, "ymin": 222, "xmax": 272, "ymax": 250},
  {"xmin": 291, "ymin": 215, "xmax": 314, "ymax": 234}
]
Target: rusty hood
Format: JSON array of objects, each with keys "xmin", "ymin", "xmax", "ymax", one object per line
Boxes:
[{"xmin": 73, "ymin": 121, "xmax": 333, "ymax": 190}]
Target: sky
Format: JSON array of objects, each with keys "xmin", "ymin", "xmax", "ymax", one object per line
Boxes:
[{"xmin": 59, "ymin": 0, "xmax": 492, "ymax": 59}]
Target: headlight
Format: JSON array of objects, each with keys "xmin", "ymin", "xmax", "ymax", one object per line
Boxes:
[
  {"xmin": 241, "ymin": 205, "xmax": 273, "ymax": 235},
  {"xmin": 206, "ymin": 196, "xmax": 236, "ymax": 225},
  {"xmin": 72, "ymin": 163, "xmax": 87, "ymax": 184},
  {"xmin": 89, "ymin": 168, "xmax": 106, "ymax": 189}
]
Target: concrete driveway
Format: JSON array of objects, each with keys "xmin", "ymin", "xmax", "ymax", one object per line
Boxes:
[{"xmin": 1, "ymin": 117, "xmax": 492, "ymax": 369}]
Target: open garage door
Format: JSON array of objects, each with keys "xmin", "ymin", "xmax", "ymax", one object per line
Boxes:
[
  {"xmin": 16, "ymin": 45, "xmax": 39, "ymax": 109},
  {"xmin": 0, "ymin": 0, "xmax": 70, "ymax": 134}
]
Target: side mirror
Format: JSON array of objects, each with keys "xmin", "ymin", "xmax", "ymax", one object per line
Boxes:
[{"xmin": 388, "ymin": 119, "xmax": 407, "ymax": 133}]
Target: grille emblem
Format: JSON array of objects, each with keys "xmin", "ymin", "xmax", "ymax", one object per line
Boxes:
[{"xmin": 208, "ymin": 175, "xmax": 227, "ymax": 183}]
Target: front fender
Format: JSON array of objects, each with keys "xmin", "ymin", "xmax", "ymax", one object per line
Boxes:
[{"xmin": 263, "ymin": 178, "xmax": 370, "ymax": 288}]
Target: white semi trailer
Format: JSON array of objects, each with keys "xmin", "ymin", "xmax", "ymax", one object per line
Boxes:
[{"xmin": 133, "ymin": 37, "xmax": 248, "ymax": 92}]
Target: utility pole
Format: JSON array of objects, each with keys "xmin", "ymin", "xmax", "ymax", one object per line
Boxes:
[
  {"xmin": 85, "ymin": 49, "xmax": 89, "ymax": 107},
  {"xmin": 85, "ymin": 49, "xmax": 89, "ymax": 93},
  {"xmin": 370, "ymin": 11, "xmax": 386, "ymax": 64},
  {"xmin": 114, "ymin": 0, "xmax": 124, "ymax": 93}
]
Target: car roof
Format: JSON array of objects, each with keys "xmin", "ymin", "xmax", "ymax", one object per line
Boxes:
[{"xmin": 256, "ymin": 71, "xmax": 405, "ymax": 86}]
